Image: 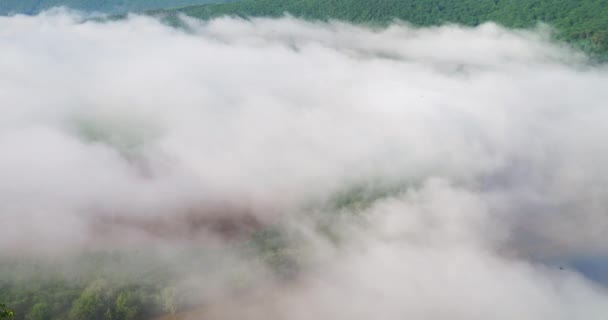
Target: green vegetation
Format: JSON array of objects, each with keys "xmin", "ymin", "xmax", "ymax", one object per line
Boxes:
[
  {"xmin": 159, "ymin": 0, "xmax": 608, "ymax": 60},
  {"xmin": 1, "ymin": 303, "xmax": 14, "ymax": 320},
  {"xmin": 0, "ymin": 229, "xmax": 303, "ymax": 320},
  {"xmin": 0, "ymin": 0, "xmax": 232, "ymax": 15},
  {"xmin": 0, "ymin": 253, "xmax": 173, "ymax": 320}
]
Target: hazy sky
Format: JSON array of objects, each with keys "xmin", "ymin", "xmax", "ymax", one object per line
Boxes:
[{"xmin": 1, "ymin": 11, "xmax": 607, "ymax": 319}]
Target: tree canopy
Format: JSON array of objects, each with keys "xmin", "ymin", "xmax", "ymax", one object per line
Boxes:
[
  {"xmin": 161, "ymin": 0, "xmax": 608, "ymax": 60},
  {"xmin": 0, "ymin": 0, "xmax": 232, "ymax": 15},
  {"xmin": 1, "ymin": 303, "xmax": 14, "ymax": 320}
]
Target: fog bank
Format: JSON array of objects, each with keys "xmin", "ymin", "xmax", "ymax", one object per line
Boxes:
[{"xmin": 1, "ymin": 12, "xmax": 607, "ymax": 319}]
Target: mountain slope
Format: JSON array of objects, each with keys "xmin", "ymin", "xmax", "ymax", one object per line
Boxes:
[
  {"xmin": 162, "ymin": 0, "xmax": 608, "ymax": 60},
  {"xmin": 0, "ymin": 0, "xmax": 232, "ymax": 15}
]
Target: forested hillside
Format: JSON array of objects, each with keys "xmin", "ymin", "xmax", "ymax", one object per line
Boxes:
[
  {"xmin": 0, "ymin": 232, "xmax": 299, "ymax": 320},
  {"xmin": 0, "ymin": 0, "xmax": 231, "ymax": 15},
  {"xmin": 164, "ymin": 0, "xmax": 608, "ymax": 60}
]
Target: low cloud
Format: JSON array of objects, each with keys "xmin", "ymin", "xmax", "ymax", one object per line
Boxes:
[{"xmin": 0, "ymin": 11, "xmax": 607, "ymax": 318}]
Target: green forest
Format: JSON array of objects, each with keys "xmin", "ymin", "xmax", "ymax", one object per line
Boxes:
[
  {"xmin": 159, "ymin": 0, "xmax": 608, "ymax": 60},
  {"xmin": 0, "ymin": 251, "xmax": 192, "ymax": 320},
  {"xmin": 0, "ymin": 0, "xmax": 231, "ymax": 15},
  {"xmin": 0, "ymin": 228, "xmax": 302, "ymax": 320}
]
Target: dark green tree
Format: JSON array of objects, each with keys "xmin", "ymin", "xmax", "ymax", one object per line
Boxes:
[
  {"xmin": 0, "ymin": 303, "xmax": 14, "ymax": 320},
  {"xmin": 26, "ymin": 303, "xmax": 50, "ymax": 320},
  {"xmin": 113, "ymin": 291, "xmax": 138, "ymax": 320},
  {"xmin": 69, "ymin": 280, "xmax": 111, "ymax": 320}
]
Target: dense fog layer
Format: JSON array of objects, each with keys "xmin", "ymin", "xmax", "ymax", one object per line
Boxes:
[{"xmin": 1, "ymin": 11, "xmax": 607, "ymax": 319}]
